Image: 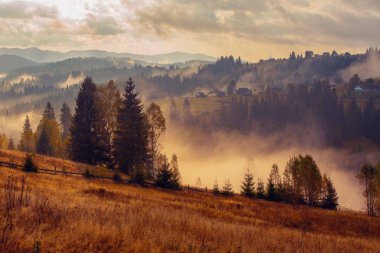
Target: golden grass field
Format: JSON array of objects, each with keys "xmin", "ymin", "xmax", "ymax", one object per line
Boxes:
[{"xmin": 1, "ymin": 152, "xmax": 380, "ymax": 253}]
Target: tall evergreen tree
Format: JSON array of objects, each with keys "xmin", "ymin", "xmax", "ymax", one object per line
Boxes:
[
  {"xmin": 321, "ymin": 174, "xmax": 339, "ymax": 210},
  {"xmin": 241, "ymin": 168, "xmax": 255, "ymax": 198},
  {"xmin": 7, "ymin": 138, "xmax": 15, "ymax": 150},
  {"xmin": 60, "ymin": 103, "xmax": 72, "ymax": 140},
  {"xmin": 70, "ymin": 77, "xmax": 98, "ymax": 164},
  {"xmin": 36, "ymin": 103, "xmax": 62, "ymax": 157},
  {"xmin": 114, "ymin": 78, "xmax": 149, "ymax": 174},
  {"xmin": 256, "ymin": 178, "xmax": 265, "ymax": 199},
  {"xmin": 18, "ymin": 116, "xmax": 35, "ymax": 152}
]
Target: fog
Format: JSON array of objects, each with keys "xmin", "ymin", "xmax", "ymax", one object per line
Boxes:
[
  {"xmin": 57, "ymin": 72, "xmax": 86, "ymax": 88},
  {"xmin": 163, "ymin": 123, "xmax": 380, "ymax": 211},
  {"xmin": 341, "ymin": 52, "xmax": 380, "ymax": 81},
  {"xmin": 0, "ymin": 108, "xmax": 378, "ymax": 211}
]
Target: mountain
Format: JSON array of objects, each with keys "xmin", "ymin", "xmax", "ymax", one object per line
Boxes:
[
  {"xmin": 0, "ymin": 47, "xmax": 216, "ymax": 64},
  {"xmin": 0, "ymin": 54, "xmax": 38, "ymax": 72}
]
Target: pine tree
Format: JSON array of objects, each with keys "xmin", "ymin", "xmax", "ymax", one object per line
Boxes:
[
  {"xmin": 60, "ymin": 103, "xmax": 72, "ymax": 140},
  {"xmin": 241, "ymin": 168, "xmax": 255, "ymax": 198},
  {"xmin": 182, "ymin": 98, "xmax": 193, "ymax": 123},
  {"xmin": 36, "ymin": 103, "xmax": 62, "ymax": 157},
  {"xmin": 36, "ymin": 128, "xmax": 50, "ymax": 155},
  {"xmin": 256, "ymin": 178, "xmax": 265, "ymax": 199},
  {"xmin": 114, "ymin": 78, "xmax": 149, "ymax": 174},
  {"xmin": 321, "ymin": 174, "xmax": 339, "ymax": 210},
  {"xmin": 70, "ymin": 77, "xmax": 98, "ymax": 164},
  {"xmin": 169, "ymin": 99, "xmax": 179, "ymax": 122},
  {"xmin": 18, "ymin": 116, "xmax": 35, "ymax": 152},
  {"xmin": 154, "ymin": 155, "xmax": 180, "ymax": 190},
  {"xmin": 7, "ymin": 138, "xmax": 15, "ymax": 150},
  {"xmin": 222, "ymin": 178, "xmax": 233, "ymax": 196},
  {"xmin": 23, "ymin": 153, "xmax": 38, "ymax": 172},
  {"xmin": 170, "ymin": 154, "xmax": 181, "ymax": 186},
  {"xmin": 266, "ymin": 177, "xmax": 276, "ymax": 201},
  {"xmin": 213, "ymin": 179, "xmax": 220, "ymax": 194}
]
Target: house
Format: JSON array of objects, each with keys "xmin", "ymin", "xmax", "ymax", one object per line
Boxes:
[
  {"xmin": 236, "ymin": 88, "xmax": 252, "ymax": 96},
  {"xmin": 208, "ymin": 88, "xmax": 225, "ymax": 97},
  {"xmin": 354, "ymin": 86, "xmax": 366, "ymax": 94},
  {"xmin": 195, "ymin": 91, "xmax": 207, "ymax": 98}
]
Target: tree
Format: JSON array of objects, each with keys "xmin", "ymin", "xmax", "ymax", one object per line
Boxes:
[
  {"xmin": 70, "ymin": 77, "xmax": 98, "ymax": 164},
  {"xmin": 357, "ymin": 163, "xmax": 377, "ymax": 216},
  {"xmin": 95, "ymin": 80, "xmax": 121, "ymax": 166},
  {"xmin": 18, "ymin": 116, "xmax": 35, "ymax": 152},
  {"xmin": 170, "ymin": 154, "xmax": 181, "ymax": 186},
  {"xmin": 256, "ymin": 178, "xmax": 265, "ymax": 199},
  {"xmin": 36, "ymin": 103, "xmax": 63, "ymax": 157},
  {"xmin": 146, "ymin": 103, "xmax": 166, "ymax": 177},
  {"xmin": 154, "ymin": 155, "xmax": 180, "ymax": 190},
  {"xmin": 222, "ymin": 178, "xmax": 233, "ymax": 196},
  {"xmin": 241, "ymin": 168, "xmax": 255, "ymax": 198},
  {"xmin": 7, "ymin": 138, "xmax": 15, "ymax": 150},
  {"xmin": 182, "ymin": 98, "xmax": 193, "ymax": 123},
  {"xmin": 213, "ymin": 179, "xmax": 220, "ymax": 194},
  {"xmin": 169, "ymin": 99, "xmax": 179, "ymax": 122},
  {"xmin": 226, "ymin": 80, "xmax": 236, "ymax": 95},
  {"xmin": 36, "ymin": 128, "xmax": 50, "ymax": 155},
  {"xmin": 114, "ymin": 78, "xmax": 149, "ymax": 174},
  {"xmin": 23, "ymin": 153, "xmax": 38, "ymax": 172},
  {"xmin": 60, "ymin": 103, "xmax": 72, "ymax": 140},
  {"xmin": 267, "ymin": 164, "xmax": 282, "ymax": 201},
  {"xmin": 321, "ymin": 174, "xmax": 338, "ymax": 210}
]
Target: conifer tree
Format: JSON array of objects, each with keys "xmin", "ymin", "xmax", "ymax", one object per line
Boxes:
[
  {"xmin": 256, "ymin": 178, "xmax": 265, "ymax": 199},
  {"xmin": 321, "ymin": 174, "xmax": 339, "ymax": 210},
  {"xmin": 222, "ymin": 178, "xmax": 233, "ymax": 196},
  {"xmin": 241, "ymin": 168, "xmax": 255, "ymax": 198},
  {"xmin": 36, "ymin": 103, "xmax": 62, "ymax": 157},
  {"xmin": 18, "ymin": 116, "xmax": 35, "ymax": 152},
  {"xmin": 170, "ymin": 154, "xmax": 181, "ymax": 186},
  {"xmin": 154, "ymin": 155, "xmax": 180, "ymax": 190},
  {"xmin": 114, "ymin": 78, "xmax": 149, "ymax": 174},
  {"xmin": 213, "ymin": 179, "xmax": 220, "ymax": 194},
  {"xmin": 169, "ymin": 99, "xmax": 179, "ymax": 122},
  {"xmin": 182, "ymin": 98, "xmax": 193, "ymax": 123},
  {"xmin": 70, "ymin": 77, "xmax": 98, "ymax": 164},
  {"xmin": 60, "ymin": 103, "xmax": 72, "ymax": 140},
  {"xmin": 7, "ymin": 138, "xmax": 15, "ymax": 150}
]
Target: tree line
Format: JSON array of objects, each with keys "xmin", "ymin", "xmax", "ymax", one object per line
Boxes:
[
  {"xmin": 170, "ymin": 79, "xmax": 380, "ymax": 147},
  {"xmin": 213, "ymin": 154, "xmax": 339, "ymax": 210},
  {"xmin": 16, "ymin": 77, "xmax": 181, "ymax": 188}
]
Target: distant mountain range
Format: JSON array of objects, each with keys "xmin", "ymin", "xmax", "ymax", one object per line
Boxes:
[
  {"xmin": 0, "ymin": 54, "xmax": 38, "ymax": 72},
  {"xmin": 0, "ymin": 47, "xmax": 216, "ymax": 65}
]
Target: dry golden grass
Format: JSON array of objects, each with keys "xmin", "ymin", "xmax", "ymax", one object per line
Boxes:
[{"xmin": 1, "ymin": 165, "xmax": 380, "ymax": 253}]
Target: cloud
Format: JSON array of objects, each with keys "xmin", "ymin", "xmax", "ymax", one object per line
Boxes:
[{"xmin": 81, "ymin": 15, "xmax": 124, "ymax": 36}]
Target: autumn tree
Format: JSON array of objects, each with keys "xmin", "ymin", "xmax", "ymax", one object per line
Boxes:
[
  {"xmin": 241, "ymin": 168, "xmax": 255, "ymax": 198},
  {"xmin": 114, "ymin": 78, "xmax": 149, "ymax": 174},
  {"xmin": 267, "ymin": 164, "xmax": 283, "ymax": 201},
  {"xmin": 146, "ymin": 102, "xmax": 166, "ymax": 177},
  {"xmin": 357, "ymin": 163, "xmax": 377, "ymax": 216},
  {"xmin": 18, "ymin": 116, "xmax": 35, "ymax": 152}
]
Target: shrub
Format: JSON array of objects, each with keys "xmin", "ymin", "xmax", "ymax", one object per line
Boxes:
[
  {"xmin": 23, "ymin": 153, "xmax": 38, "ymax": 173},
  {"xmin": 113, "ymin": 172, "xmax": 122, "ymax": 183}
]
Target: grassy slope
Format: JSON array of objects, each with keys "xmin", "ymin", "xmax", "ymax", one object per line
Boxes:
[{"xmin": 0, "ymin": 153, "xmax": 380, "ymax": 252}]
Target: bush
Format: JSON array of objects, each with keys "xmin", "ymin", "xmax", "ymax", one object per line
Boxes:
[
  {"xmin": 23, "ymin": 153, "xmax": 38, "ymax": 173},
  {"xmin": 84, "ymin": 169, "xmax": 94, "ymax": 178},
  {"xmin": 113, "ymin": 172, "xmax": 122, "ymax": 183}
]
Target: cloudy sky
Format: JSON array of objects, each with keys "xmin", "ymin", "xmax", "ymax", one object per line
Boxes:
[{"xmin": 0, "ymin": 0, "xmax": 379, "ymax": 61}]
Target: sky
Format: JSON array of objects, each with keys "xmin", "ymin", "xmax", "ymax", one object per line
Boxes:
[{"xmin": 0, "ymin": 0, "xmax": 380, "ymax": 61}]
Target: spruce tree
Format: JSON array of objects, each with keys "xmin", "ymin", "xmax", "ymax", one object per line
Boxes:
[
  {"xmin": 70, "ymin": 77, "xmax": 98, "ymax": 164},
  {"xmin": 36, "ymin": 128, "xmax": 50, "ymax": 155},
  {"xmin": 256, "ymin": 178, "xmax": 265, "ymax": 199},
  {"xmin": 322, "ymin": 175, "xmax": 338, "ymax": 210},
  {"xmin": 213, "ymin": 179, "xmax": 220, "ymax": 194},
  {"xmin": 222, "ymin": 178, "xmax": 233, "ymax": 196},
  {"xmin": 266, "ymin": 178, "xmax": 276, "ymax": 201},
  {"xmin": 42, "ymin": 102, "xmax": 55, "ymax": 120},
  {"xmin": 7, "ymin": 138, "xmax": 15, "ymax": 150},
  {"xmin": 18, "ymin": 116, "xmax": 35, "ymax": 152},
  {"xmin": 114, "ymin": 78, "xmax": 149, "ymax": 174},
  {"xmin": 241, "ymin": 168, "xmax": 255, "ymax": 198},
  {"xmin": 60, "ymin": 103, "xmax": 72, "ymax": 140}
]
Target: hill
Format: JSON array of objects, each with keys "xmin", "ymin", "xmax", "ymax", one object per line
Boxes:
[
  {"xmin": 0, "ymin": 54, "xmax": 38, "ymax": 72},
  {"xmin": 0, "ymin": 47, "xmax": 216, "ymax": 64},
  {"xmin": 0, "ymin": 150, "xmax": 379, "ymax": 252}
]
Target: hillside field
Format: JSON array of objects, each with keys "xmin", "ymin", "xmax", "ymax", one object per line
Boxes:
[{"xmin": 0, "ymin": 151, "xmax": 380, "ymax": 252}]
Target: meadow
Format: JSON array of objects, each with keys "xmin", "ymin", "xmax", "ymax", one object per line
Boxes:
[{"xmin": 1, "ymin": 158, "xmax": 380, "ymax": 253}]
